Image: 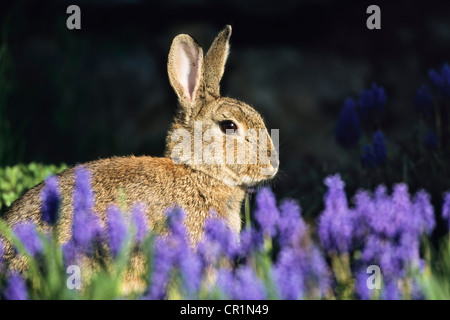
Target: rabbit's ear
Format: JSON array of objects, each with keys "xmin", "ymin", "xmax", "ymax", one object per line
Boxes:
[
  {"xmin": 168, "ymin": 34, "xmax": 204, "ymax": 113},
  {"xmin": 204, "ymin": 25, "xmax": 232, "ymax": 98}
]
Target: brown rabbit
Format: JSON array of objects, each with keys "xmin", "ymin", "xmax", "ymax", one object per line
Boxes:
[{"xmin": 1, "ymin": 25, "xmax": 279, "ymax": 267}]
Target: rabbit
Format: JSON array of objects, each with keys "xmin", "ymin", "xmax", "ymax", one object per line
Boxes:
[{"xmin": 0, "ymin": 25, "xmax": 279, "ymax": 274}]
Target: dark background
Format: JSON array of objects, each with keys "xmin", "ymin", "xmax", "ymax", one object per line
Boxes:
[{"xmin": 1, "ymin": 0, "xmax": 450, "ymax": 219}]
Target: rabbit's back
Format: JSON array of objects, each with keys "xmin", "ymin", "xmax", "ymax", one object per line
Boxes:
[{"xmin": 2, "ymin": 156, "xmax": 244, "ymax": 244}]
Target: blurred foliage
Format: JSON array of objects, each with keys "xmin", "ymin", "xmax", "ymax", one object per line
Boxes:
[
  {"xmin": 419, "ymin": 236, "xmax": 450, "ymax": 299},
  {"xmin": 0, "ymin": 163, "xmax": 67, "ymax": 211}
]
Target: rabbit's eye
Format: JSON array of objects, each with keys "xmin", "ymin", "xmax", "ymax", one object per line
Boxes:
[{"xmin": 219, "ymin": 120, "xmax": 238, "ymax": 134}]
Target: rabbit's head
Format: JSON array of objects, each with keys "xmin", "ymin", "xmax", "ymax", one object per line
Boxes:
[{"xmin": 165, "ymin": 25, "xmax": 279, "ymax": 187}]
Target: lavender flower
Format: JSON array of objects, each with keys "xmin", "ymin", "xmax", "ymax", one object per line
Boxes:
[
  {"xmin": 412, "ymin": 190, "xmax": 435, "ymax": 235},
  {"xmin": 361, "ymin": 131, "xmax": 387, "ymax": 168},
  {"xmin": 372, "ymin": 131, "xmax": 387, "ymax": 166},
  {"xmin": 72, "ymin": 209, "xmax": 101, "ymax": 254},
  {"xmin": 355, "ymin": 270, "xmax": 373, "ymax": 300},
  {"xmin": 414, "ymin": 85, "xmax": 433, "ymax": 117},
  {"xmin": 335, "ymin": 98, "xmax": 361, "ymax": 148},
  {"xmin": 360, "ymin": 234, "xmax": 384, "ymax": 266},
  {"xmin": 364, "ymin": 184, "xmax": 410, "ymax": 239},
  {"xmin": 352, "ymin": 190, "xmax": 374, "ymax": 241},
  {"xmin": 13, "ymin": 222, "xmax": 42, "ymax": 257},
  {"xmin": 238, "ymin": 228, "xmax": 263, "ymax": 256},
  {"xmin": 146, "ymin": 237, "xmax": 177, "ymax": 300},
  {"xmin": 254, "ymin": 187, "xmax": 280, "ymax": 237},
  {"xmin": 442, "ymin": 192, "xmax": 450, "ymax": 230},
  {"xmin": 106, "ymin": 205, "xmax": 129, "ymax": 259},
  {"xmin": 391, "ymin": 184, "xmax": 412, "ymax": 230},
  {"xmin": 73, "ymin": 166, "xmax": 94, "ymax": 216},
  {"xmin": 306, "ymin": 246, "xmax": 331, "ymax": 296},
  {"xmin": 424, "ymin": 129, "xmax": 438, "ymax": 150},
  {"xmin": 429, "ymin": 63, "xmax": 450, "ymax": 98},
  {"xmin": 318, "ymin": 174, "xmax": 353, "ymax": 253},
  {"xmin": 131, "ymin": 203, "xmax": 149, "ymax": 243},
  {"xmin": 201, "ymin": 213, "xmax": 239, "ymax": 261},
  {"xmin": 3, "ymin": 274, "xmax": 28, "ymax": 300},
  {"xmin": 277, "ymin": 199, "xmax": 306, "ymax": 247},
  {"xmin": 234, "ymin": 266, "xmax": 266, "ymax": 300},
  {"xmin": 383, "ymin": 279, "xmax": 400, "ymax": 300},
  {"xmin": 0, "ymin": 238, "xmax": 4, "ymax": 268},
  {"xmin": 352, "ymin": 183, "xmax": 434, "ymax": 299},
  {"xmin": 218, "ymin": 266, "xmax": 266, "ymax": 300},
  {"xmin": 274, "ymin": 248, "xmax": 305, "ymax": 299},
  {"xmin": 62, "ymin": 240, "xmax": 78, "ymax": 266},
  {"xmin": 179, "ymin": 248, "xmax": 202, "ymax": 298},
  {"xmin": 72, "ymin": 166, "xmax": 101, "ymax": 252},
  {"xmin": 40, "ymin": 175, "xmax": 61, "ymax": 225},
  {"xmin": 358, "ymin": 83, "xmax": 387, "ymax": 121},
  {"xmin": 165, "ymin": 206, "xmax": 187, "ymax": 240},
  {"xmin": 146, "ymin": 207, "xmax": 189, "ymax": 299}
]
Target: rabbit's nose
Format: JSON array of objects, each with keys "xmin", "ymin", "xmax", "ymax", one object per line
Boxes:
[
  {"xmin": 270, "ymin": 157, "xmax": 279, "ymax": 175},
  {"xmin": 270, "ymin": 157, "xmax": 279, "ymax": 171}
]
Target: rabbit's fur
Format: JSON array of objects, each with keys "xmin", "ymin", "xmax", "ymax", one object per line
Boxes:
[{"xmin": 1, "ymin": 26, "xmax": 278, "ymax": 271}]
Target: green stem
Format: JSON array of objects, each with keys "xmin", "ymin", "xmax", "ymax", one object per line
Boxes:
[{"xmin": 245, "ymin": 193, "xmax": 251, "ymax": 229}]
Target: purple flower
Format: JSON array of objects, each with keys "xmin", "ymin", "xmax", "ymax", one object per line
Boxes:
[
  {"xmin": 73, "ymin": 166, "xmax": 94, "ymax": 217},
  {"xmin": 146, "ymin": 207, "xmax": 189, "ymax": 299},
  {"xmin": 277, "ymin": 200, "xmax": 306, "ymax": 247},
  {"xmin": 383, "ymin": 279, "xmax": 400, "ymax": 300},
  {"xmin": 0, "ymin": 238, "xmax": 4, "ymax": 269},
  {"xmin": 238, "ymin": 228, "xmax": 263, "ymax": 256},
  {"xmin": 318, "ymin": 174, "xmax": 353, "ymax": 253},
  {"xmin": 200, "ymin": 213, "xmax": 239, "ymax": 261},
  {"xmin": 165, "ymin": 206, "xmax": 188, "ymax": 240},
  {"xmin": 424, "ymin": 129, "xmax": 438, "ymax": 150},
  {"xmin": 372, "ymin": 131, "xmax": 387, "ymax": 166},
  {"xmin": 179, "ymin": 248, "xmax": 202, "ymax": 297},
  {"xmin": 429, "ymin": 63, "xmax": 450, "ymax": 99},
  {"xmin": 146, "ymin": 237, "xmax": 176, "ymax": 300},
  {"xmin": 72, "ymin": 166, "xmax": 101, "ymax": 252},
  {"xmin": 352, "ymin": 190, "xmax": 374, "ymax": 241},
  {"xmin": 62, "ymin": 240, "xmax": 78, "ymax": 266},
  {"xmin": 254, "ymin": 187, "xmax": 280, "ymax": 237},
  {"xmin": 415, "ymin": 85, "xmax": 434, "ymax": 117},
  {"xmin": 443, "ymin": 192, "xmax": 450, "ymax": 230},
  {"xmin": 358, "ymin": 83, "xmax": 387, "ymax": 121},
  {"xmin": 306, "ymin": 246, "xmax": 331, "ymax": 296},
  {"xmin": 131, "ymin": 203, "xmax": 149, "ymax": 243},
  {"xmin": 274, "ymin": 248, "xmax": 305, "ymax": 299},
  {"xmin": 361, "ymin": 235, "xmax": 384, "ymax": 265},
  {"xmin": 391, "ymin": 184, "xmax": 412, "ymax": 230},
  {"xmin": 412, "ymin": 190, "xmax": 435, "ymax": 235},
  {"xmin": 4, "ymin": 274, "xmax": 28, "ymax": 300},
  {"xmin": 397, "ymin": 231, "xmax": 421, "ymax": 270},
  {"xmin": 365, "ymin": 184, "xmax": 406, "ymax": 238},
  {"xmin": 216, "ymin": 268, "xmax": 234, "ymax": 298},
  {"xmin": 40, "ymin": 175, "xmax": 61, "ymax": 225},
  {"xmin": 234, "ymin": 266, "xmax": 266, "ymax": 300},
  {"xmin": 218, "ymin": 266, "xmax": 266, "ymax": 300},
  {"xmin": 355, "ymin": 270, "xmax": 373, "ymax": 300},
  {"xmin": 335, "ymin": 98, "xmax": 361, "ymax": 148},
  {"xmin": 361, "ymin": 131, "xmax": 387, "ymax": 168},
  {"xmin": 276, "ymin": 218, "xmax": 331, "ymax": 299},
  {"xmin": 106, "ymin": 205, "xmax": 129, "ymax": 259},
  {"xmin": 13, "ymin": 222, "xmax": 42, "ymax": 257},
  {"xmin": 72, "ymin": 210, "xmax": 101, "ymax": 253},
  {"xmin": 356, "ymin": 184, "xmax": 434, "ymax": 284}
]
